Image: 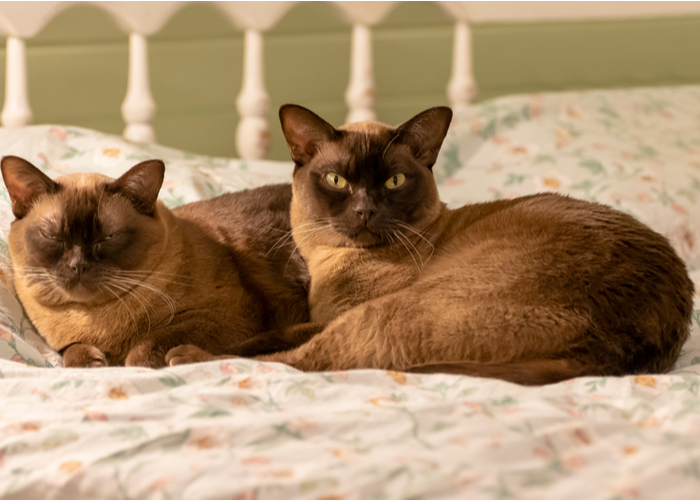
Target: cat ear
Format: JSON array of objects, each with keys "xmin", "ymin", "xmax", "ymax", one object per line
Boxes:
[
  {"xmin": 395, "ymin": 107, "xmax": 453, "ymax": 169},
  {"xmin": 279, "ymin": 104, "xmax": 339, "ymax": 166},
  {"xmin": 107, "ymin": 160, "xmax": 165, "ymax": 216},
  {"xmin": 1, "ymin": 156, "xmax": 59, "ymax": 219}
]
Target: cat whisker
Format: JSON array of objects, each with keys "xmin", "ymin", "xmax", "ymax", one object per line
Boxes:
[
  {"xmin": 111, "ymin": 270, "xmax": 197, "ymax": 287},
  {"xmin": 101, "ymin": 282, "xmax": 140, "ymax": 334},
  {"xmin": 396, "ymin": 229, "xmax": 425, "ymax": 267},
  {"xmin": 393, "ymin": 230, "xmax": 421, "ymax": 272},
  {"xmin": 266, "ymin": 220, "xmax": 332, "ymax": 258},
  {"xmin": 265, "ymin": 222, "xmax": 318, "ymax": 257},
  {"xmin": 112, "ymin": 276, "xmax": 178, "ymax": 326},
  {"xmin": 105, "ymin": 278, "xmax": 153, "ymax": 334},
  {"xmin": 395, "ymin": 221, "xmax": 436, "ymax": 264},
  {"xmin": 284, "ymin": 224, "xmax": 331, "ymax": 273}
]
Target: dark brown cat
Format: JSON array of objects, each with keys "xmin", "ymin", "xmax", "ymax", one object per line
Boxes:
[
  {"xmin": 167, "ymin": 105, "xmax": 694, "ymax": 385},
  {"xmin": 2, "ymin": 156, "xmax": 315, "ymax": 368}
]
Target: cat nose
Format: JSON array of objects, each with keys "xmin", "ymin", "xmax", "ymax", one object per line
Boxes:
[
  {"xmin": 352, "ymin": 189, "xmax": 377, "ymax": 223},
  {"xmin": 355, "ymin": 207, "xmax": 377, "ymax": 223},
  {"xmin": 69, "ymin": 260, "xmax": 89, "ymax": 278},
  {"xmin": 68, "ymin": 250, "xmax": 89, "ymax": 278}
]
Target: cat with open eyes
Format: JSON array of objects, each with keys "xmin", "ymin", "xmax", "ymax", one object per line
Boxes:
[
  {"xmin": 2, "ymin": 156, "xmax": 316, "ymax": 368},
  {"xmin": 168, "ymin": 105, "xmax": 694, "ymax": 384}
]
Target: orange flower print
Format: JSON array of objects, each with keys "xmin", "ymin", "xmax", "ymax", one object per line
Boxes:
[
  {"xmin": 555, "ymin": 129, "xmax": 574, "ymax": 148},
  {"xmin": 634, "ymin": 375, "xmax": 656, "ymax": 388},
  {"xmin": 562, "ymin": 455, "xmax": 586, "ymax": 470},
  {"xmin": 220, "ymin": 362, "xmax": 238, "ymax": 375},
  {"xmin": 103, "ymin": 148, "xmax": 121, "ymax": 158},
  {"xmin": 0, "ymin": 325, "xmax": 12, "ymax": 342},
  {"xmin": 255, "ymin": 364, "xmax": 276, "ymax": 374},
  {"xmin": 20, "ymin": 422, "xmax": 40, "ymax": 432},
  {"xmin": 232, "ymin": 396, "xmax": 248, "ymax": 408},
  {"xmin": 241, "ymin": 456, "xmax": 270, "ymax": 466},
  {"xmin": 671, "ymin": 203, "xmax": 688, "ymax": 215},
  {"xmin": 233, "ymin": 492, "xmax": 257, "ymax": 500},
  {"xmin": 149, "ymin": 476, "xmax": 172, "ymax": 491},
  {"xmin": 388, "ymin": 371, "xmax": 407, "ymax": 384},
  {"xmin": 464, "ymin": 402, "xmax": 483, "ymax": 413},
  {"xmin": 49, "ymin": 127, "xmax": 67, "ymax": 140},
  {"xmin": 59, "ymin": 460, "xmax": 83, "ymax": 473},
  {"xmin": 543, "ymin": 177, "xmax": 561, "ymax": 188},
  {"xmin": 108, "ymin": 388, "xmax": 129, "ymax": 400}
]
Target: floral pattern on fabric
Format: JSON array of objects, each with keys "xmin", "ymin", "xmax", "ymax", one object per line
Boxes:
[{"xmin": 0, "ymin": 86, "xmax": 699, "ymax": 498}]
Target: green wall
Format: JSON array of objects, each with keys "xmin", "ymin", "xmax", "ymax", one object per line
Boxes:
[{"xmin": 1, "ymin": 2, "xmax": 699, "ymax": 161}]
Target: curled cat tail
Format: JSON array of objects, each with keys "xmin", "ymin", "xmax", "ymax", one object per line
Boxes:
[{"xmin": 406, "ymin": 358, "xmax": 590, "ymax": 386}]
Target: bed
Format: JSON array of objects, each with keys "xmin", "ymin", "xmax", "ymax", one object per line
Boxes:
[{"xmin": 1, "ymin": 2, "xmax": 700, "ymax": 500}]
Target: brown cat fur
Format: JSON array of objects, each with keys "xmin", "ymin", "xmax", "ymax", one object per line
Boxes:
[
  {"xmin": 2, "ymin": 156, "xmax": 313, "ymax": 368},
  {"xmin": 167, "ymin": 105, "xmax": 695, "ymax": 385}
]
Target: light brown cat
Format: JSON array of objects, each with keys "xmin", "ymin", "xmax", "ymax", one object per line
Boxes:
[
  {"xmin": 2, "ymin": 156, "xmax": 314, "ymax": 368},
  {"xmin": 167, "ymin": 105, "xmax": 694, "ymax": 385}
]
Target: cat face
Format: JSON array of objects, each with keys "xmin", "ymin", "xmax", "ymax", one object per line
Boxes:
[
  {"xmin": 2, "ymin": 157, "xmax": 167, "ymax": 305},
  {"xmin": 279, "ymin": 105, "xmax": 452, "ymax": 248}
]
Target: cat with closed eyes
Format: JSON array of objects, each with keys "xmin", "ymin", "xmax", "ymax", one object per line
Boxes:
[
  {"xmin": 2, "ymin": 156, "xmax": 316, "ymax": 368},
  {"xmin": 167, "ymin": 105, "xmax": 694, "ymax": 385}
]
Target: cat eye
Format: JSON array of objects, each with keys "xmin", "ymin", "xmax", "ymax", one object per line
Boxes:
[
  {"xmin": 39, "ymin": 230, "xmax": 58, "ymax": 241},
  {"xmin": 325, "ymin": 173, "xmax": 347, "ymax": 189},
  {"xmin": 385, "ymin": 174, "xmax": 406, "ymax": 189}
]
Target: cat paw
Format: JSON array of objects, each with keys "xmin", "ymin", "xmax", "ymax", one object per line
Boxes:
[
  {"xmin": 62, "ymin": 344, "xmax": 108, "ymax": 368},
  {"xmin": 165, "ymin": 345, "xmax": 218, "ymax": 366},
  {"xmin": 125, "ymin": 343, "xmax": 166, "ymax": 368}
]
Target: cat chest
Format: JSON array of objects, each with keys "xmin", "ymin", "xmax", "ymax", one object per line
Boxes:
[{"xmin": 306, "ymin": 248, "xmax": 415, "ymax": 323}]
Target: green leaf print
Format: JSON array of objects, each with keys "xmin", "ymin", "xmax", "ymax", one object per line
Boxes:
[
  {"xmin": 584, "ymin": 379, "xmax": 607, "ymax": 393},
  {"xmin": 504, "ymin": 173, "xmax": 526, "ymax": 186},
  {"xmin": 635, "ymin": 144, "xmax": 658, "ymax": 159},
  {"xmin": 439, "ymin": 143, "xmax": 462, "ymax": 181},
  {"xmin": 42, "ymin": 430, "xmax": 79, "ymax": 450},
  {"xmin": 285, "ymin": 380, "xmax": 316, "ymax": 400},
  {"xmin": 533, "ymin": 155, "xmax": 555, "ymax": 164},
  {"xmin": 158, "ymin": 374, "xmax": 187, "ymax": 388},
  {"xmin": 670, "ymin": 375, "xmax": 700, "ymax": 396},
  {"xmin": 579, "ymin": 159, "xmax": 605, "ymax": 176},
  {"xmin": 96, "ymin": 430, "xmax": 191, "ymax": 463},
  {"xmin": 52, "ymin": 380, "xmax": 71, "ymax": 390},
  {"xmin": 190, "ymin": 406, "xmax": 231, "ymax": 418},
  {"xmin": 673, "ymin": 400, "xmax": 700, "ymax": 421},
  {"xmin": 109, "ymin": 427, "xmax": 147, "ymax": 440},
  {"xmin": 478, "ymin": 119, "xmax": 497, "ymax": 140},
  {"xmin": 680, "ymin": 455, "xmax": 700, "ymax": 480},
  {"xmin": 598, "ymin": 102, "xmax": 621, "ymax": 120},
  {"xmin": 60, "ymin": 146, "xmax": 83, "ymax": 160}
]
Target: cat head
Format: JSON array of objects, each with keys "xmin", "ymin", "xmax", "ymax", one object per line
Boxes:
[
  {"xmin": 2, "ymin": 156, "xmax": 167, "ymax": 305},
  {"xmin": 279, "ymin": 105, "xmax": 452, "ymax": 248}
]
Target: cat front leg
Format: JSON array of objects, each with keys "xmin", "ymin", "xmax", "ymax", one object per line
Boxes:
[
  {"xmin": 62, "ymin": 343, "xmax": 108, "ymax": 368},
  {"xmin": 165, "ymin": 322, "xmax": 327, "ymax": 366},
  {"xmin": 124, "ymin": 311, "xmax": 238, "ymax": 368},
  {"xmin": 165, "ymin": 344, "xmax": 225, "ymax": 365}
]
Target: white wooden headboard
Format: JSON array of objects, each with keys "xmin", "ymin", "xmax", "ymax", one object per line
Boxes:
[{"xmin": 1, "ymin": 1, "xmax": 699, "ymax": 161}]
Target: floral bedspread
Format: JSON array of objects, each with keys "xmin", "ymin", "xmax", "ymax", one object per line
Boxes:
[{"xmin": 1, "ymin": 85, "xmax": 700, "ymax": 499}]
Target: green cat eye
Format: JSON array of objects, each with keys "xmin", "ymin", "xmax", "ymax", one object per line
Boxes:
[
  {"xmin": 385, "ymin": 174, "xmax": 406, "ymax": 189},
  {"xmin": 325, "ymin": 173, "xmax": 347, "ymax": 189}
]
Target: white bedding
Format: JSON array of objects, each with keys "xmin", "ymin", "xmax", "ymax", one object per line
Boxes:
[{"xmin": 1, "ymin": 86, "xmax": 699, "ymax": 499}]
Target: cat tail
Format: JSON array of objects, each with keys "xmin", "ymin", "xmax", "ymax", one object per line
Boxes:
[{"xmin": 406, "ymin": 358, "xmax": 589, "ymax": 386}]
